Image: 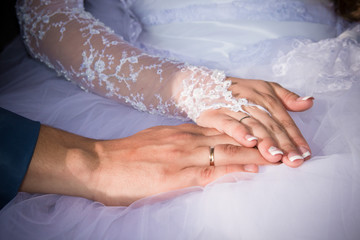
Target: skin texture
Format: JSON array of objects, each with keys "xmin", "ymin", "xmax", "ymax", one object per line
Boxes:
[
  {"xmin": 20, "ymin": 124, "xmax": 270, "ymax": 206},
  {"xmin": 19, "ymin": 0, "xmax": 314, "ymax": 170},
  {"xmin": 197, "ymin": 78, "xmax": 313, "ymax": 168}
]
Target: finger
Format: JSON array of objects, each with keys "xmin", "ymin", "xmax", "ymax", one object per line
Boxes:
[
  {"xmin": 187, "ymin": 144, "xmax": 269, "ymax": 167},
  {"xmin": 197, "ymin": 110, "xmax": 258, "ymax": 148},
  {"xmin": 189, "ymin": 164, "xmax": 258, "ymax": 187},
  {"xmin": 246, "ymin": 107, "xmax": 309, "ymax": 167},
  {"xmin": 273, "ymin": 116, "xmax": 312, "ymax": 163},
  {"xmin": 214, "ymin": 144, "xmax": 270, "ymax": 166},
  {"xmin": 232, "ymin": 112, "xmax": 284, "ymax": 162},
  {"xmin": 169, "ymin": 164, "xmax": 258, "ymax": 189},
  {"xmin": 251, "ymin": 92, "xmax": 312, "ymax": 160},
  {"xmin": 269, "ymin": 82, "xmax": 314, "ymax": 112}
]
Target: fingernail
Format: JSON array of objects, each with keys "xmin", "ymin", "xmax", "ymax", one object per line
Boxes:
[
  {"xmin": 297, "ymin": 96, "xmax": 314, "ymax": 101},
  {"xmin": 299, "ymin": 146, "xmax": 311, "ymax": 159},
  {"xmin": 244, "ymin": 164, "xmax": 257, "ymax": 173},
  {"xmin": 268, "ymin": 146, "xmax": 284, "ymax": 156},
  {"xmin": 245, "ymin": 135, "xmax": 258, "ymax": 142},
  {"xmin": 288, "ymin": 152, "xmax": 304, "ymax": 162}
]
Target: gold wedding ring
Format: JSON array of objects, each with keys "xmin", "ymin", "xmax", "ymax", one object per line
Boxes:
[
  {"xmin": 239, "ymin": 115, "xmax": 251, "ymax": 123},
  {"xmin": 209, "ymin": 146, "xmax": 215, "ymax": 166}
]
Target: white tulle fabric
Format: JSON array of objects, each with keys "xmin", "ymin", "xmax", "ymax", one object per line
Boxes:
[
  {"xmin": 0, "ymin": 0, "xmax": 360, "ymax": 239},
  {"xmin": 16, "ymin": 0, "xmax": 264, "ymax": 121}
]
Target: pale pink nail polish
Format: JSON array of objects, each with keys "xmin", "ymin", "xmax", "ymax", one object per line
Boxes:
[
  {"xmin": 299, "ymin": 146, "xmax": 311, "ymax": 158},
  {"xmin": 297, "ymin": 96, "xmax": 314, "ymax": 101},
  {"xmin": 288, "ymin": 152, "xmax": 304, "ymax": 162},
  {"xmin": 268, "ymin": 146, "xmax": 284, "ymax": 156},
  {"xmin": 246, "ymin": 135, "xmax": 258, "ymax": 142},
  {"xmin": 244, "ymin": 164, "xmax": 257, "ymax": 172}
]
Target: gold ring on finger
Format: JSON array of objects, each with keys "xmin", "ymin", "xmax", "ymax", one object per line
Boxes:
[{"xmin": 209, "ymin": 146, "xmax": 215, "ymax": 166}]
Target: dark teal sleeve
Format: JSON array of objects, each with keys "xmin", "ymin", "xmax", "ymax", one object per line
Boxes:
[{"xmin": 0, "ymin": 107, "xmax": 40, "ymax": 209}]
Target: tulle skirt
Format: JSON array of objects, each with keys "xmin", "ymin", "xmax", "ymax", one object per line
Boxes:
[{"xmin": 1, "ymin": 6, "xmax": 360, "ymax": 240}]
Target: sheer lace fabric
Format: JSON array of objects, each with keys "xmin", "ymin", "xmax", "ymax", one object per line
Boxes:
[
  {"xmin": 16, "ymin": 0, "xmax": 263, "ymax": 121},
  {"xmin": 2, "ymin": 0, "xmax": 360, "ymax": 239}
]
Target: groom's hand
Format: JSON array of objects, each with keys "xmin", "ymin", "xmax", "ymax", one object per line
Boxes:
[{"xmin": 20, "ymin": 124, "xmax": 269, "ymax": 206}]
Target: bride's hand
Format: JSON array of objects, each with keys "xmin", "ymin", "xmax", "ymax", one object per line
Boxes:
[
  {"xmin": 196, "ymin": 77, "xmax": 314, "ymax": 168},
  {"xmin": 91, "ymin": 124, "xmax": 269, "ymax": 206}
]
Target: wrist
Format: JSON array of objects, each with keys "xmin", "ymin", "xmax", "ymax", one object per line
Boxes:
[
  {"xmin": 173, "ymin": 65, "xmax": 230, "ymax": 120},
  {"xmin": 20, "ymin": 126, "xmax": 97, "ymax": 201}
]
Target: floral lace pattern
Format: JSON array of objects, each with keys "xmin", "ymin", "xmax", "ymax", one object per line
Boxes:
[
  {"xmin": 16, "ymin": 0, "xmax": 265, "ymax": 121},
  {"xmin": 272, "ymin": 25, "xmax": 360, "ymax": 93}
]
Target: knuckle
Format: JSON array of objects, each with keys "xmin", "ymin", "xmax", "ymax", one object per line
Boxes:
[
  {"xmin": 269, "ymin": 123, "xmax": 286, "ymax": 135},
  {"xmin": 292, "ymin": 136, "xmax": 308, "ymax": 146},
  {"xmin": 162, "ymin": 145, "xmax": 187, "ymax": 163},
  {"xmin": 198, "ymin": 167, "xmax": 216, "ymax": 185},
  {"xmin": 270, "ymin": 81, "xmax": 282, "ymax": 88},
  {"xmin": 283, "ymin": 90, "xmax": 298, "ymax": 102},
  {"xmin": 200, "ymin": 167, "xmax": 215, "ymax": 178},
  {"xmin": 254, "ymin": 79, "xmax": 271, "ymax": 90},
  {"xmin": 280, "ymin": 142, "xmax": 296, "ymax": 151},
  {"xmin": 219, "ymin": 118, "xmax": 236, "ymax": 132},
  {"xmin": 261, "ymin": 93, "xmax": 279, "ymax": 106},
  {"xmin": 279, "ymin": 119, "xmax": 297, "ymax": 129},
  {"xmin": 246, "ymin": 119, "xmax": 263, "ymax": 130},
  {"xmin": 168, "ymin": 147, "xmax": 183, "ymax": 158},
  {"xmin": 220, "ymin": 144, "xmax": 241, "ymax": 157},
  {"xmin": 224, "ymin": 165, "xmax": 241, "ymax": 174},
  {"xmin": 168, "ymin": 131, "xmax": 197, "ymax": 143}
]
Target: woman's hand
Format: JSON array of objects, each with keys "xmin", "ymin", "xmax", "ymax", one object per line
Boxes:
[
  {"xmin": 196, "ymin": 77, "xmax": 314, "ymax": 168},
  {"xmin": 21, "ymin": 124, "xmax": 269, "ymax": 207}
]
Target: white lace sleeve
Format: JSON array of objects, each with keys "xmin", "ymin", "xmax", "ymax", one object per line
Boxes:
[{"xmin": 16, "ymin": 0, "xmax": 263, "ymax": 121}]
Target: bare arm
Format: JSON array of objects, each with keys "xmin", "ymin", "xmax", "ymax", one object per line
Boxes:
[
  {"xmin": 17, "ymin": 0, "xmax": 313, "ymax": 167},
  {"xmin": 20, "ymin": 124, "xmax": 267, "ymax": 206}
]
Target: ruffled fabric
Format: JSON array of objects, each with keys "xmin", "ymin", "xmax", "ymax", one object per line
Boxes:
[
  {"xmin": 16, "ymin": 0, "xmax": 264, "ymax": 122},
  {"xmin": 0, "ymin": 0, "xmax": 359, "ymax": 239}
]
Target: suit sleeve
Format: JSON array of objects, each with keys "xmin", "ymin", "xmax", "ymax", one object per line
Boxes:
[{"xmin": 0, "ymin": 108, "xmax": 40, "ymax": 209}]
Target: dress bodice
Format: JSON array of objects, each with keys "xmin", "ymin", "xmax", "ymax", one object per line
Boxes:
[
  {"xmin": 129, "ymin": 0, "xmax": 346, "ymax": 72},
  {"xmin": 133, "ymin": 0, "xmax": 341, "ymax": 39}
]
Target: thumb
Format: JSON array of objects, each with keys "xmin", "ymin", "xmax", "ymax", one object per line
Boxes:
[{"xmin": 270, "ymin": 82, "xmax": 314, "ymax": 112}]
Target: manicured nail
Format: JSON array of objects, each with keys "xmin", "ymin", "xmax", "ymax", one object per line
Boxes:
[
  {"xmin": 245, "ymin": 135, "xmax": 258, "ymax": 142},
  {"xmin": 244, "ymin": 164, "xmax": 257, "ymax": 173},
  {"xmin": 299, "ymin": 146, "xmax": 311, "ymax": 158},
  {"xmin": 268, "ymin": 146, "xmax": 284, "ymax": 156},
  {"xmin": 297, "ymin": 96, "xmax": 314, "ymax": 101},
  {"xmin": 288, "ymin": 152, "xmax": 304, "ymax": 162}
]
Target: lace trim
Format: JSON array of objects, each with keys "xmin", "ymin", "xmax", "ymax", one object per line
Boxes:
[
  {"xmin": 17, "ymin": 0, "xmax": 267, "ymax": 122},
  {"xmin": 272, "ymin": 25, "xmax": 360, "ymax": 93}
]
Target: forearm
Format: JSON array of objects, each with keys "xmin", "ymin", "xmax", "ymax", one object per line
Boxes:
[
  {"xmin": 19, "ymin": 125, "xmax": 97, "ymax": 201},
  {"xmin": 17, "ymin": 0, "xmax": 252, "ymax": 121},
  {"xmin": 17, "ymin": 0, "xmax": 186, "ymax": 117}
]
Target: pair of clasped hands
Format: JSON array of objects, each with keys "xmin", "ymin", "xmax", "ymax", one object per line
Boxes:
[{"xmin": 23, "ymin": 77, "xmax": 313, "ymax": 206}]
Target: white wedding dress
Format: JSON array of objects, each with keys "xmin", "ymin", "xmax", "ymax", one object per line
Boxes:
[{"xmin": 0, "ymin": 0, "xmax": 359, "ymax": 239}]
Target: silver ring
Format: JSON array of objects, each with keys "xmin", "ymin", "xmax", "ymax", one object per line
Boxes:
[
  {"xmin": 209, "ymin": 146, "xmax": 215, "ymax": 166},
  {"xmin": 239, "ymin": 115, "xmax": 251, "ymax": 123}
]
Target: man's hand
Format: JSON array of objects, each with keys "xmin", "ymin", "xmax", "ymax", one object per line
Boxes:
[{"xmin": 20, "ymin": 124, "xmax": 269, "ymax": 206}]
